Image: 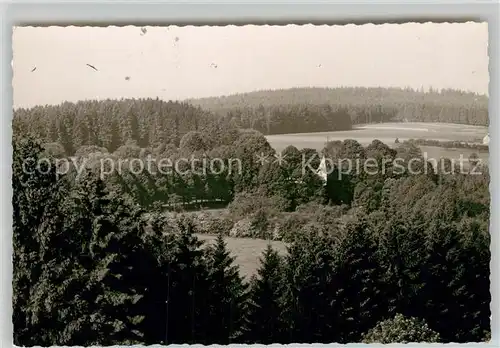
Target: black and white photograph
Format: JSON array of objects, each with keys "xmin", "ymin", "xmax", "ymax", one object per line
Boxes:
[{"xmin": 12, "ymin": 22, "xmax": 490, "ymax": 345}]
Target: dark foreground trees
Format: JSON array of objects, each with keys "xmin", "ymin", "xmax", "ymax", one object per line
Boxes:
[
  {"xmin": 13, "ymin": 136, "xmax": 490, "ymax": 345},
  {"xmin": 244, "ymin": 245, "xmax": 286, "ymax": 343}
]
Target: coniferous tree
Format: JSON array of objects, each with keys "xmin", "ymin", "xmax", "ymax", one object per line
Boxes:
[
  {"xmin": 245, "ymin": 244, "xmax": 286, "ymax": 344},
  {"xmin": 333, "ymin": 219, "xmax": 385, "ymax": 343},
  {"xmin": 418, "ymin": 221, "xmax": 490, "ymax": 342},
  {"xmin": 204, "ymin": 233, "xmax": 248, "ymax": 344},
  {"xmin": 280, "ymin": 231, "xmax": 341, "ymax": 343},
  {"xmin": 12, "ymin": 135, "xmax": 69, "ymax": 346},
  {"xmin": 164, "ymin": 220, "xmax": 209, "ymax": 344},
  {"xmin": 54, "ymin": 174, "xmax": 148, "ymax": 345}
]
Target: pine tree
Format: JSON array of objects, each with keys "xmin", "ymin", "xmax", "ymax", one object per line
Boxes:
[
  {"xmin": 204, "ymin": 233, "xmax": 248, "ymax": 344},
  {"xmin": 280, "ymin": 231, "xmax": 340, "ymax": 343},
  {"xmin": 245, "ymin": 244, "xmax": 286, "ymax": 343},
  {"xmin": 53, "ymin": 174, "xmax": 148, "ymax": 345},
  {"xmin": 334, "ymin": 219, "xmax": 385, "ymax": 343},
  {"xmin": 12, "ymin": 135, "xmax": 69, "ymax": 345},
  {"xmin": 455, "ymin": 218, "xmax": 490, "ymax": 341},
  {"xmin": 108, "ymin": 119, "xmax": 122, "ymax": 153},
  {"xmin": 164, "ymin": 220, "xmax": 210, "ymax": 344},
  {"xmin": 418, "ymin": 221, "xmax": 490, "ymax": 342},
  {"xmin": 376, "ymin": 217, "xmax": 428, "ymax": 317}
]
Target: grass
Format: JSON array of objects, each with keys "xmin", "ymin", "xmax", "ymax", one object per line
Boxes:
[
  {"xmin": 196, "ymin": 234, "xmax": 287, "ymax": 279},
  {"xmin": 187, "ymin": 123, "xmax": 490, "ymax": 279},
  {"xmin": 266, "ymin": 122, "xmax": 489, "ymax": 164}
]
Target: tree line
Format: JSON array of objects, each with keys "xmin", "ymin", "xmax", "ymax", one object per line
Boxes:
[
  {"xmin": 189, "ymin": 86, "xmax": 489, "ymax": 128},
  {"xmin": 13, "ymin": 87, "xmax": 488, "ymax": 155},
  {"xmin": 13, "ymin": 99, "xmax": 213, "ymax": 155},
  {"xmin": 37, "ymin": 125, "xmax": 489, "ymax": 219},
  {"xmin": 400, "ymin": 138, "xmax": 488, "ymax": 151},
  {"xmin": 12, "ymin": 97, "xmax": 352, "ymax": 156},
  {"xmin": 13, "ymin": 132, "xmax": 490, "ymax": 345},
  {"xmin": 34, "ymin": 125, "xmax": 322, "ymax": 210}
]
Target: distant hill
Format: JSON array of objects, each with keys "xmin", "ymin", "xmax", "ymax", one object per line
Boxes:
[
  {"xmin": 187, "ymin": 87, "xmax": 489, "ymax": 132},
  {"xmin": 13, "ymin": 98, "xmax": 215, "ymax": 155},
  {"xmin": 13, "ymin": 88, "xmax": 489, "ymax": 156}
]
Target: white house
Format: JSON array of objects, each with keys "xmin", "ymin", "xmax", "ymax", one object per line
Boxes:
[
  {"xmin": 316, "ymin": 156, "xmax": 328, "ymax": 184},
  {"xmin": 483, "ymin": 133, "xmax": 490, "ymax": 145}
]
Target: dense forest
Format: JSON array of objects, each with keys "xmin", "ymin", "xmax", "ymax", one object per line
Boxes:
[
  {"xmin": 188, "ymin": 87, "xmax": 489, "ymax": 130},
  {"xmin": 13, "ymin": 87, "xmax": 490, "ymax": 344},
  {"xmin": 13, "ymin": 99, "xmax": 214, "ymax": 155},
  {"xmin": 13, "ymin": 126, "xmax": 490, "ymax": 345},
  {"xmin": 20, "ymin": 115, "xmax": 489, "ymax": 215},
  {"xmin": 13, "ymin": 87, "xmax": 488, "ymax": 154},
  {"xmin": 12, "ymin": 98, "xmax": 352, "ymax": 154}
]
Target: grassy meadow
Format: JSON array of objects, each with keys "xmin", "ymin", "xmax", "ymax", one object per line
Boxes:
[
  {"xmin": 196, "ymin": 234, "xmax": 287, "ymax": 278},
  {"xmin": 266, "ymin": 122, "xmax": 489, "ymax": 164}
]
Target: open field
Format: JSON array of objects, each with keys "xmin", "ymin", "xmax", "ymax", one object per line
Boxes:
[
  {"xmin": 166, "ymin": 124, "xmax": 490, "ymax": 281},
  {"xmin": 266, "ymin": 122, "xmax": 488, "ymax": 148},
  {"xmin": 196, "ymin": 234, "xmax": 287, "ymax": 279},
  {"xmin": 266, "ymin": 122, "xmax": 489, "ymax": 164},
  {"xmin": 419, "ymin": 145, "xmax": 489, "ymax": 167}
]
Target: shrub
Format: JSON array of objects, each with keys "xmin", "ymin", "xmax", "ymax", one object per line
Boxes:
[{"xmin": 363, "ymin": 314, "xmax": 440, "ymax": 343}]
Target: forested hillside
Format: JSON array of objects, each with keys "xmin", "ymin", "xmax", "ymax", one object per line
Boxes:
[
  {"xmin": 12, "ymin": 99, "xmax": 217, "ymax": 156},
  {"xmin": 12, "ymin": 98, "xmax": 352, "ymax": 154},
  {"xmin": 13, "ymin": 87, "xmax": 488, "ymax": 152},
  {"xmin": 12, "ymin": 88, "xmax": 491, "ymax": 346},
  {"xmin": 13, "ymin": 133, "xmax": 490, "ymax": 345},
  {"xmin": 188, "ymin": 87, "xmax": 489, "ymax": 130},
  {"xmin": 12, "ymin": 19, "xmax": 491, "ymax": 346}
]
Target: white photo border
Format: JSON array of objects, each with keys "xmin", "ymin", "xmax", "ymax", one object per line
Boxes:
[{"xmin": 1, "ymin": 0, "xmax": 498, "ymax": 347}]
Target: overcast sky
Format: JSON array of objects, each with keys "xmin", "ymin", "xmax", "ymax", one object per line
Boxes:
[{"xmin": 12, "ymin": 22, "xmax": 489, "ymax": 109}]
